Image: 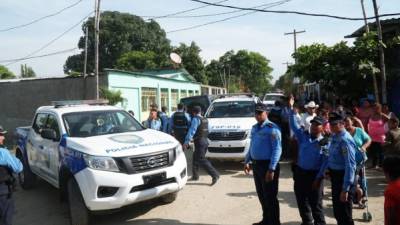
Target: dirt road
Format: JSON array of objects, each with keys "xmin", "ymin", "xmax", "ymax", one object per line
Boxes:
[{"xmin": 13, "ymin": 151, "xmax": 386, "ymax": 225}]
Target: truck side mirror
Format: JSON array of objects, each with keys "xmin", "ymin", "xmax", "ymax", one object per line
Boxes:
[{"xmin": 41, "ymin": 129, "xmax": 58, "ymax": 141}]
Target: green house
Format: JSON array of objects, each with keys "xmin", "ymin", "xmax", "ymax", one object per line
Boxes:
[{"xmin": 106, "ymin": 68, "xmax": 201, "ymax": 122}]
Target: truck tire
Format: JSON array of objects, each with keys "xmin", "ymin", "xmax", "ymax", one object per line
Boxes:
[
  {"xmin": 16, "ymin": 150, "xmax": 36, "ymax": 189},
  {"xmin": 68, "ymin": 178, "xmax": 91, "ymax": 225},
  {"xmin": 161, "ymin": 192, "xmax": 178, "ymax": 204}
]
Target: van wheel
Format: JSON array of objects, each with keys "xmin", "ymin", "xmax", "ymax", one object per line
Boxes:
[
  {"xmin": 16, "ymin": 151, "xmax": 36, "ymax": 189},
  {"xmin": 161, "ymin": 192, "xmax": 178, "ymax": 204},
  {"xmin": 68, "ymin": 178, "xmax": 91, "ymax": 225}
]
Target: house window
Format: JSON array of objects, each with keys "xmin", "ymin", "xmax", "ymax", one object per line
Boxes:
[
  {"xmin": 195, "ymin": 90, "xmax": 199, "ymax": 96},
  {"xmin": 141, "ymin": 87, "xmax": 157, "ymax": 118},
  {"xmin": 188, "ymin": 90, "xmax": 194, "ymax": 97},
  {"xmin": 171, "ymin": 89, "xmax": 179, "ymax": 111},
  {"xmin": 161, "ymin": 88, "xmax": 169, "ymax": 112},
  {"xmin": 180, "ymin": 90, "xmax": 187, "ymax": 99}
]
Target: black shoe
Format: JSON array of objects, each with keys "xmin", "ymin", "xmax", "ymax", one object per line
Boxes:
[
  {"xmin": 189, "ymin": 176, "xmax": 199, "ymax": 181},
  {"xmin": 252, "ymin": 221, "xmax": 265, "ymax": 225},
  {"xmin": 210, "ymin": 176, "xmax": 219, "ymax": 186}
]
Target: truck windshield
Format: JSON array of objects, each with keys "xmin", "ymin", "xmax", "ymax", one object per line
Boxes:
[
  {"xmin": 263, "ymin": 94, "xmax": 284, "ymax": 102},
  {"xmin": 63, "ymin": 110, "xmax": 143, "ymax": 137},
  {"xmin": 206, "ymin": 101, "xmax": 255, "ymax": 118}
]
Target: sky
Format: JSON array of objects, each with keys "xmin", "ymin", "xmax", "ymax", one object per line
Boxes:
[{"xmin": 0, "ymin": 0, "xmax": 399, "ymax": 82}]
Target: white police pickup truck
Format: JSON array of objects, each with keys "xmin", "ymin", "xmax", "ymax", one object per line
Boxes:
[
  {"xmin": 205, "ymin": 94, "xmax": 260, "ymax": 161},
  {"xmin": 15, "ymin": 100, "xmax": 187, "ymax": 225}
]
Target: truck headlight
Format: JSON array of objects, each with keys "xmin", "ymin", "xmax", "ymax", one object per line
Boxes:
[
  {"xmin": 83, "ymin": 154, "xmax": 119, "ymax": 172},
  {"xmin": 175, "ymin": 144, "xmax": 183, "ymax": 158}
]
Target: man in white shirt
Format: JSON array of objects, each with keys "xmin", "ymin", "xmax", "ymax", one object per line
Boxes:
[{"xmin": 301, "ymin": 101, "xmax": 318, "ymax": 132}]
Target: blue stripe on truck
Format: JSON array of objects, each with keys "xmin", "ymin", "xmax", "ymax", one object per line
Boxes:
[{"xmin": 60, "ymin": 134, "xmax": 87, "ymax": 175}]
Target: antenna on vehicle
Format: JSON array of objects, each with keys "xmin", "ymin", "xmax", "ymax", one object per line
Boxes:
[{"xmin": 170, "ymin": 53, "xmax": 182, "ymax": 69}]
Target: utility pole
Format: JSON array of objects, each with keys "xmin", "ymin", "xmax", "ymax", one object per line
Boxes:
[
  {"xmin": 282, "ymin": 62, "xmax": 292, "ymax": 69},
  {"xmin": 83, "ymin": 26, "xmax": 89, "ymax": 78},
  {"xmin": 360, "ymin": 0, "xmax": 370, "ymax": 33},
  {"xmin": 284, "ymin": 29, "xmax": 306, "ymax": 63},
  {"xmin": 372, "ymin": 0, "xmax": 387, "ymax": 104},
  {"xmin": 94, "ymin": 0, "xmax": 101, "ymax": 100},
  {"xmin": 360, "ymin": 0, "xmax": 379, "ymax": 102}
]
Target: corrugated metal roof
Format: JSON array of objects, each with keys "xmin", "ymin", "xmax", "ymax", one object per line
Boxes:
[
  {"xmin": 345, "ymin": 17, "xmax": 400, "ymax": 38},
  {"xmin": 104, "ymin": 68, "xmax": 198, "ymax": 83}
]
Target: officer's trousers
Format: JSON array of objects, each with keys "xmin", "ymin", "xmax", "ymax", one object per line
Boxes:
[
  {"xmin": 0, "ymin": 194, "xmax": 14, "ymax": 225},
  {"xmin": 252, "ymin": 160, "xmax": 280, "ymax": 225},
  {"xmin": 192, "ymin": 138, "xmax": 219, "ymax": 179},
  {"xmin": 293, "ymin": 167, "xmax": 326, "ymax": 225},
  {"xmin": 330, "ymin": 169, "xmax": 354, "ymax": 225}
]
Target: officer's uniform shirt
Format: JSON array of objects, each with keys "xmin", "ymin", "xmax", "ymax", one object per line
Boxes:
[
  {"xmin": 0, "ymin": 147, "xmax": 23, "ymax": 195},
  {"xmin": 184, "ymin": 114, "xmax": 206, "ymax": 145},
  {"xmin": 245, "ymin": 119, "xmax": 282, "ymax": 171},
  {"xmin": 169, "ymin": 110, "xmax": 191, "ymax": 134},
  {"xmin": 159, "ymin": 112, "xmax": 169, "ymax": 133},
  {"xmin": 317, "ymin": 130, "xmax": 357, "ymax": 192},
  {"xmin": 289, "ymin": 111, "xmax": 328, "ymax": 171}
]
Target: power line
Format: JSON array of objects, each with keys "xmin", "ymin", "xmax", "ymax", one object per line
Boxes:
[
  {"xmin": 189, "ymin": 0, "xmax": 400, "ymax": 21},
  {"xmin": 0, "ymin": 0, "xmax": 84, "ymax": 32},
  {"xmin": 6, "ymin": 11, "xmax": 94, "ymax": 66},
  {"xmin": 0, "ymin": 48, "xmax": 78, "ymax": 63},
  {"xmin": 142, "ymin": 0, "xmax": 288, "ymax": 19},
  {"xmin": 167, "ymin": 0, "xmax": 291, "ymax": 33},
  {"xmin": 146, "ymin": 0, "xmax": 230, "ymax": 20}
]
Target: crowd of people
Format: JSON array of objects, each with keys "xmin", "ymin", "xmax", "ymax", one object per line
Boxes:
[{"xmin": 252, "ymin": 95, "xmax": 400, "ymax": 225}]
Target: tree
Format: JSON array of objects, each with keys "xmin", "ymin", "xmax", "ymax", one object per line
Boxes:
[
  {"xmin": 20, "ymin": 64, "xmax": 36, "ymax": 78},
  {"xmin": 205, "ymin": 50, "xmax": 273, "ymax": 94},
  {"xmin": 173, "ymin": 42, "xmax": 207, "ymax": 83},
  {"xmin": 0, "ymin": 65, "xmax": 16, "ymax": 79},
  {"xmin": 64, "ymin": 11, "xmax": 172, "ymax": 74},
  {"xmin": 116, "ymin": 51, "xmax": 158, "ymax": 71},
  {"xmin": 100, "ymin": 87, "xmax": 124, "ymax": 105}
]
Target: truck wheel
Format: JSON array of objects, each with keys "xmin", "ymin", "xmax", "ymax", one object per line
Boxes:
[
  {"xmin": 161, "ymin": 192, "xmax": 178, "ymax": 204},
  {"xmin": 16, "ymin": 151, "xmax": 36, "ymax": 189},
  {"xmin": 68, "ymin": 178, "xmax": 91, "ymax": 225}
]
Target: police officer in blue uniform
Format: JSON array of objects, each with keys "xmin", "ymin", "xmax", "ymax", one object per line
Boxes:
[
  {"xmin": 316, "ymin": 113, "xmax": 357, "ymax": 225},
  {"xmin": 0, "ymin": 126, "xmax": 23, "ymax": 225},
  {"xmin": 244, "ymin": 103, "xmax": 282, "ymax": 225},
  {"xmin": 288, "ymin": 97, "xmax": 327, "ymax": 225},
  {"xmin": 169, "ymin": 103, "xmax": 191, "ymax": 145},
  {"xmin": 183, "ymin": 106, "xmax": 219, "ymax": 186}
]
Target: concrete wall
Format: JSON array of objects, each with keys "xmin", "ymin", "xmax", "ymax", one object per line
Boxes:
[{"xmin": 0, "ymin": 75, "xmax": 107, "ymax": 146}]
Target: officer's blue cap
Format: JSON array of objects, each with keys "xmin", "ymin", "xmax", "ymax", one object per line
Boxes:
[
  {"xmin": 329, "ymin": 112, "xmax": 344, "ymax": 124},
  {"xmin": 310, "ymin": 116, "xmax": 324, "ymax": 126},
  {"xmin": 255, "ymin": 103, "xmax": 268, "ymax": 112}
]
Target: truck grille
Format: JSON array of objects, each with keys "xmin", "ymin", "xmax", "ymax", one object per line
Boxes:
[
  {"xmin": 130, "ymin": 152, "xmax": 170, "ymax": 173},
  {"xmin": 208, "ymin": 147, "xmax": 245, "ymax": 153},
  {"xmin": 208, "ymin": 131, "xmax": 247, "ymax": 141}
]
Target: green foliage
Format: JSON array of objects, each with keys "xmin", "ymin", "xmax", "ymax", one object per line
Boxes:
[
  {"xmin": 0, "ymin": 65, "xmax": 16, "ymax": 79},
  {"xmin": 205, "ymin": 50, "xmax": 273, "ymax": 95},
  {"xmin": 64, "ymin": 11, "xmax": 172, "ymax": 74},
  {"xmin": 20, "ymin": 64, "xmax": 36, "ymax": 78},
  {"xmin": 173, "ymin": 42, "xmax": 207, "ymax": 83},
  {"xmin": 116, "ymin": 51, "xmax": 157, "ymax": 71},
  {"xmin": 99, "ymin": 87, "xmax": 124, "ymax": 105}
]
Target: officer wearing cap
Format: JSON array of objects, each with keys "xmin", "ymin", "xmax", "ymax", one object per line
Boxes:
[
  {"xmin": 288, "ymin": 97, "xmax": 327, "ymax": 225},
  {"xmin": 183, "ymin": 106, "xmax": 219, "ymax": 186},
  {"xmin": 244, "ymin": 103, "xmax": 282, "ymax": 225},
  {"xmin": 316, "ymin": 112, "xmax": 357, "ymax": 225},
  {"xmin": 0, "ymin": 126, "xmax": 23, "ymax": 225}
]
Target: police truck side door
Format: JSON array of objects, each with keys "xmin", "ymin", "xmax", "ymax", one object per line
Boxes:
[
  {"xmin": 27, "ymin": 113, "xmax": 48, "ymax": 175},
  {"xmin": 41, "ymin": 114, "xmax": 61, "ymax": 186}
]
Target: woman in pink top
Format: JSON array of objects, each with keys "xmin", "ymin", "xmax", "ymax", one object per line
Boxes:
[
  {"xmin": 357, "ymin": 100, "xmax": 373, "ymax": 132},
  {"xmin": 368, "ymin": 103, "xmax": 390, "ymax": 168}
]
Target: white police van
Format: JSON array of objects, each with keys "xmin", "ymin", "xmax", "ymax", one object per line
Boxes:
[
  {"xmin": 205, "ymin": 94, "xmax": 260, "ymax": 161},
  {"xmin": 15, "ymin": 100, "xmax": 187, "ymax": 225}
]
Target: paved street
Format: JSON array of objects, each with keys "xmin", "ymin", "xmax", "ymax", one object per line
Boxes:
[{"xmin": 13, "ymin": 151, "xmax": 386, "ymax": 225}]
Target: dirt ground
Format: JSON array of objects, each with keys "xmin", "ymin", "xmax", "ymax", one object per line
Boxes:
[{"xmin": 13, "ymin": 150, "xmax": 386, "ymax": 225}]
